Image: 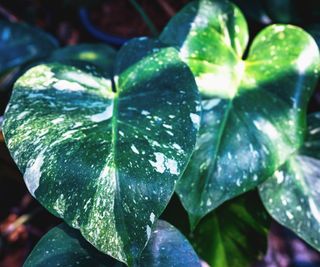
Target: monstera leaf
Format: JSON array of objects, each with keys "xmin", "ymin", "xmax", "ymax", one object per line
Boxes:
[
  {"xmin": 24, "ymin": 221, "xmax": 201, "ymax": 267},
  {"xmin": 160, "ymin": 0, "xmax": 320, "ymax": 226},
  {"xmin": 260, "ymin": 113, "xmax": 320, "ymax": 251},
  {"xmin": 191, "ymin": 191, "xmax": 270, "ymax": 267},
  {"xmin": 3, "ymin": 38, "xmax": 200, "ymax": 265},
  {"xmin": 0, "ymin": 20, "xmax": 57, "ymax": 75},
  {"xmin": 50, "ymin": 44, "xmax": 117, "ymax": 75}
]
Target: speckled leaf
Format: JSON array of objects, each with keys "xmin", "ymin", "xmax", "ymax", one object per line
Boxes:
[
  {"xmin": 160, "ymin": 0, "xmax": 320, "ymax": 226},
  {"xmin": 191, "ymin": 191, "xmax": 270, "ymax": 267},
  {"xmin": 24, "ymin": 224, "xmax": 123, "ymax": 267},
  {"xmin": 0, "ymin": 20, "xmax": 57, "ymax": 75},
  {"xmin": 259, "ymin": 113, "xmax": 320, "ymax": 251},
  {"xmin": 3, "ymin": 39, "xmax": 200, "ymax": 265},
  {"xmin": 50, "ymin": 44, "xmax": 116, "ymax": 76},
  {"xmin": 24, "ymin": 221, "xmax": 201, "ymax": 267}
]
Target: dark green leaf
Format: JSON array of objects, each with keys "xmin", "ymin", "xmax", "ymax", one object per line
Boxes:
[
  {"xmin": 3, "ymin": 38, "xmax": 200, "ymax": 264},
  {"xmin": 259, "ymin": 113, "xmax": 320, "ymax": 251},
  {"xmin": 160, "ymin": 0, "xmax": 320, "ymax": 226},
  {"xmin": 191, "ymin": 191, "xmax": 270, "ymax": 267},
  {"xmin": 50, "ymin": 44, "xmax": 117, "ymax": 76},
  {"xmin": 0, "ymin": 20, "xmax": 58, "ymax": 75},
  {"xmin": 24, "ymin": 224, "xmax": 123, "ymax": 267},
  {"xmin": 24, "ymin": 221, "xmax": 201, "ymax": 267}
]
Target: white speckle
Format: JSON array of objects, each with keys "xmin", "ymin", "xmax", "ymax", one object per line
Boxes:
[
  {"xmin": 51, "ymin": 117, "xmax": 65, "ymax": 124},
  {"xmin": 131, "ymin": 144, "xmax": 139, "ymax": 154},
  {"xmin": 148, "ymin": 153, "xmax": 179, "ymax": 175},
  {"xmin": 227, "ymin": 152, "xmax": 232, "ymax": 160},
  {"xmin": 64, "ymin": 71, "xmax": 107, "ymax": 89},
  {"xmin": 146, "ymin": 225, "xmax": 152, "ymax": 239},
  {"xmin": 119, "ymin": 131, "xmax": 124, "ymax": 137},
  {"xmin": 88, "ymin": 103, "xmax": 113, "ymax": 123},
  {"xmin": 17, "ymin": 111, "xmax": 30, "ymax": 120},
  {"xmin": 53, "ymin": 80, "xmax": 85, "ymax": 91},
  {"xmin": 254, "ymin": 119, "xmax": 279, "ymax": 139},
  {"xmin": 141, "ymin": 110, "xmax": 150, "ymax": 115},
  {"xmin": 149, "ymin": 153, "xmax": 166, "ymax": 173},
  {"xmin": 286, "ymin": 211, "xmax": 294, "ymax": 220},
  {"xmin": 151, "ymin": 140, "xmax": 161, "ymax": 147},
  {"xmin": 236, "ymin": 179, "xmax": 241, "ymax": 186},
  {"xmin": 202, "ymin": 99, "xmax": 221, "ymax": 110},
  {"xmin": 253, "ymin": 174, "xmax": 258, "ymax": 181},
  {"xmin": 309, "ymin": 198, "xmax": 320, "ymax": 222},
  {"xmin": 206, "ymin": 198, "xmax": 212, "ymax": 206},
  {"xmin": 163, "ymin": 124, "xmax": 172, "ymax": 129},
  {"xmin": 274, "ymin": 170, "xmax": 284, "ymax": 184},
  {"xmin": 310, "ymin": 127, "xmax": 320, "ymax": 135},
  {"xmin": 62, "ymin": 129, "xmax": 77, "ymax": 140},
  {"xmin": 166, "ymin": 159, "xmax": 179, "ymax": 175},
  {"xmin": 166, "ymin": 130, "xmax": 174, "ymax": 136},
  {"xmin": 24, "ymin": 150, "xmax": 46, "ymax": 196},
  {"xmin": 274, "ymin": 25, "xmax": 285, "ymax": 32},
  {"xmin": 190, "ymin": 113, "xmax": 200, "ymax": 127},
  {"xmin": 169, "ymin": 115, "xmax": 175, "ymax": 119},
  {"xmin": 150, "ymin": 212, "xmax": 155, "ymax": 223},
  {"xmin": 172, "ymin": 143, "xmax": 183, "ymax": 153}
]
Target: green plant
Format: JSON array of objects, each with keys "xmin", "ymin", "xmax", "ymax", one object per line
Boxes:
[{"xmin": 2, "ymin": 0, "xmax": 320, "ymax": 266}]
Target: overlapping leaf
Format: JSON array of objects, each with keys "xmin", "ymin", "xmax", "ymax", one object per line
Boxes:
[
  {"xmin": 160, "ymin": 0, "xmax": 320, "ymax": 226},
  {"xmin": 50, "ymin": 44, "xmax": 117, "ymax": 75},
  {"xmin": 0, "ymin": 20, "xmax": 57, "ymax": 75},
  {"xmin": 3, "ymin": 38, "xmax": 200, "ymax": 264},
  {"xmin": 24, "ymin": 221, "xmax": 201, "ymax": 267},
  {"xmin": 260, "ymin": 113, "xmax": 320, "ymax": 251},
  {"xmin": 191, "ymin": 191, "xmax": 270, "ymax": 267}
]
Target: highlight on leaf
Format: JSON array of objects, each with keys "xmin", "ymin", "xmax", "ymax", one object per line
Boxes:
[
  {"xmin": 2, "ymin": 38, "xmax": 201, "ymax": 265},
  {"xmin": 160, "ymin": 0, "xmax": 320, "ymax": 227}
]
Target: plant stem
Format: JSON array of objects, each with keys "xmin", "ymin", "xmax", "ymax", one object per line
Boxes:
[{"xmin": 128, "ymin": 0, "xmax": 159, "ymax": 37}]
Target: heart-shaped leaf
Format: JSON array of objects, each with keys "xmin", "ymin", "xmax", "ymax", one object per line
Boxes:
[
  {"xmin": 160, "ymin": 0, "xmax": 320, "ymax": 226},
  {"xmin": 0, "ymin": 20, "xmax": 58, "ymax": 75},
  {"xmin": 24, "ymin": 221, "xmax": 201, "ymax": 267},
  {"xmin": 259, "ymin": 113, "xmax": 320, "ymax": 251},
  {"xmin": 3, "ymin": 38, "xmax": 200, "ymax": 264},
  {"xmin": 191, "ymin": 191, "xmax": 270, "ymax": 267},
  {"xmin": 50, "ymin": 44, "xmax": 117, "ymax": 75}
]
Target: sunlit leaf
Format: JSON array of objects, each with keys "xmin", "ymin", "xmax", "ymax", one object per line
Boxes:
[
  {"xmin": 260, "ymin": 113, "xmax": 320, "ymax": 251},
  {"xmin": 3, "ymin": 38, "xmax": 200, "ymax": 264},
  {"xmin": 160, "ymin": 0, "xmax": 320, "ymax": 226}
]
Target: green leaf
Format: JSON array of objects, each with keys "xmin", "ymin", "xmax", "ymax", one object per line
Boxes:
[
  {"xmin": 160, "ymin": 0, "xmax": 320, "ymax": 226},
  {"xmin": 50, "ymin": 44, "xmax": 117, "ymax": 76},
  {"xmin": 191, "ymin": 191, "xmax": 270, "ymax": 267},
  {"xmin": 24, "ymin": 224, "xmax": 123, "ymax": 267},
  {"xmin": 0, "ymin": 20, "xmax": 58, "ymax": 75},
  {"xmin": 24, "ymin": 221, "xmax": 201, "ymax": 267},
  {"xmin": 3, "ymin": 38, "xmax": 200, "ymax": 264},
  {"xmin": 259, "ymin": 112, "xmax": 320, "ymax": 251}
]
